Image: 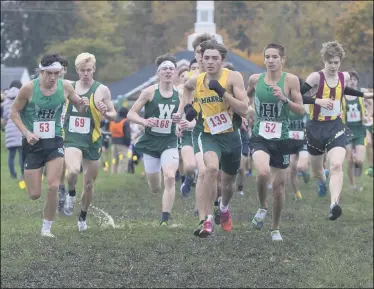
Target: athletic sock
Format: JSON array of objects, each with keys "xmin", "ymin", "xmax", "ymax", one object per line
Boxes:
[
  {"xmin": 219, "ymin": 201, "xmax": 229, "ymax": 213},
  {"xmin": 42, "ymin": 219, "xmax": 53, "ymax": 232},
  {"xmin": 68, "ymin": 189, "xmax": 76, "ymax": 197},
  {"xmin": 79, "ymin": 210, "xmax": 87, "ymax": 221},
  {"xmin": 161, "ymin": 212, "xmax": 170, "ymax": 222}
]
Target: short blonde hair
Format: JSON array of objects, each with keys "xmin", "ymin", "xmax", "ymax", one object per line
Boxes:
[
  {"xmin": 75, "ymin": 52, "xmax": 96, "ymax": 69},
  {"xmin": 320, "ymin": 41, "xmax": 345, "ymax": 61}
]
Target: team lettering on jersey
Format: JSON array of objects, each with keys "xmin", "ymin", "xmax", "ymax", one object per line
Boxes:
[
  {"xmin": 151, "ymin": 103, "xmax": 175, "ymax": 134},
  {"xmin": 38, "ymin": 108, "xmax": 56, "ymax": 120}
]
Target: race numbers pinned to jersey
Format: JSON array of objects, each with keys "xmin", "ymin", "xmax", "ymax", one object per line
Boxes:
[
  {"xmin": 151, "ymin": 119, "xmax": 172, "ymax": 134},
  {"xmin": 68, "ymin": 116, "xmax": 91, "ymax": 134},
  {"xmin": 206, "ymin": 111, "xmax": 233, "ymax": 135},
  {"xmin": 259, "ymin": 121, "xmax": 282, "ymax": 139},
  {"xmin": 347, "ymin": 111, "xmax": 361, "ymax": 122},
  {"xmin": 320, "ymin": 100, "xmax": 341, "ymax": 117},
  {"xmin": 288, "ymin": 130, "xmax": 305, "ymax": 140},
  {"xmin": 33, "ymin": 121, "xmax": 56, "ymax": 139}
]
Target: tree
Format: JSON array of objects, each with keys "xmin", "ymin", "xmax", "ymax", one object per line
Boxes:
[
  {"xmin": 1, "ymin": 1, "xmax": 76, "ymax": 74},
  {"xmin": 43, "ymin": 1, "xmax": 132, "ymax": 83},
  {"xmin": 336, "ymin": 1, "xmax": 373, "ymax": 87}
]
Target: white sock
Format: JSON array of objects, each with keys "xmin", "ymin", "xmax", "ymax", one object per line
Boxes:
[
  {"xmin": 220, "ymin": 201, "xmax": 229, "ymax": 212},
  {"xmin": 330, "ymin": 201, "xmax": 338, "ymax": 209},
  {"xmin": 206, "ymin": 215, "xmax": 214, "ymax": 222},
  {"xmin": 42, "ymin": 219, "xmax": 53, "ymax": 232},
  {"xmin": 256, "ymin": 208, "xmax": 267, "ymax": 219}
]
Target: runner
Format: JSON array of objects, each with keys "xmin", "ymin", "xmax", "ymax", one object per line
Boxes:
[
  {"xmin": 57, "ymin": 56, "xmax": 69, "ymax": 212},
  {"xmin": 127, "ymin": 54, "xmax": 181, "ymax": 226},
  {"xmin": 364, "ymin": 94, "xmax": 373, "ymax": 176},
  {"xmin": 176, "ymin": 59, "xmax": 199, "ymax": 198},
  {"xmin": 174, "ymin": 33, "xmax": 217, "ymax": 231},
  {"xmin": 175, "ymin": 39, "xmax": 248, "ymax": 237},
  {"xmin": 63, "ymin": 52, "xmax": 117, "ymax": 232},
  {"xmin": 342, "ymin": 71, "xmax": 367, "ymax": 190},
  {"xmin": 10, "ymin": 53, "xmax": 89, "ymax": 237},
  {"xmin": 300, "ymin": 40, "xmax": 373, "ymax": 220},
  {"xmin": 247, "ymin": 44, "xmax": 304, "ymax": 241}
]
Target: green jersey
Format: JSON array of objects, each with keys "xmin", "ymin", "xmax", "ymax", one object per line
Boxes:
[
  {"xmin": 143, "ymin": 84, "xmax": 179, "ymax": 137},
  {"xmin": 20, "ymin": 78, "xmax": 64, "ymax": 139},
  {"xmin": 252, "ymin": 72, "xmax": 290, "ymax": 140},
  {"xmin": 288, "ymin": 110, "xmax": 306, "ymax": 141},
  {"xmin": 63, "ymin": 81, "xmax": 102, "ymax": 148}
]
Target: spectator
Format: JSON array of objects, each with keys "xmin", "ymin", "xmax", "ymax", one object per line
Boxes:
[
  {"xmin": 3, "ymin": 80, "xmax": 24, "ymax": 179},
  {"xmin": 109, "ymin": 107, "xmax": 131, "ymax": 174}
]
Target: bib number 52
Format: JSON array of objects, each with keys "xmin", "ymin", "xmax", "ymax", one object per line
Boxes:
[{"xmin": 265, "ymin": 122, "xmax": 276, "ymax": 133}]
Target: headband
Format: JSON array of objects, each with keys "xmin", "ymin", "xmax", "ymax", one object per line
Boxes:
[
  {"xmin": 38, "ymin": 61, "xmax": 63, "ymax": 71},
  {"xmin": 157, "ymin": 60, "xmax": 175, "ymax": 72}
]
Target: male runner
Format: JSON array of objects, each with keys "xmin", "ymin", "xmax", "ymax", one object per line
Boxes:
[
  {"xmin": 247, "ymin": 44, "xmax": 304, "ymax": 241},
  {"xmin": 300, "ymin": 40, "xmax": 373, "ymax": 220},
  {"xmin": 342, "ymin": 71, "xmax": 367, "ymax": 190},
  {"xmin": 63, "ymin": 52, "xmax": 116, "ymax": 232},
  {"xmin": 127, "ymin": 54, "xmax": 181, "ymax": 226},
  {"xmin": 175, "ymin": 39, "xmax": 248, "ymax": 237},
  {"xmin": 10, "ymin": 53, "xmax": 89, "ymax": 237}
]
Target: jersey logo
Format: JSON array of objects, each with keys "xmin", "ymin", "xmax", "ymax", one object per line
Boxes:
[
  {"xmin": 38, "ymin": 108, "xmax": 56, "ymax": 120},
  {"xmin": 347, "ymin": 103, "xmax": 359, "ymax": 113},
  {"xmin": 158, "ymin": 104, "xmax": 175, "ymax": 119}
]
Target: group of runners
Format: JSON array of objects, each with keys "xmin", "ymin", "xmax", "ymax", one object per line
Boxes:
[{"xmin": 9, "ymin": 33, "xmax": 373, "ymax": 240}]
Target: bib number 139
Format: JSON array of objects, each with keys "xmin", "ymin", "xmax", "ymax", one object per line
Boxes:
[{"xmin": 206, "ymin": 111, "xmax": 232, "ymax": 135}]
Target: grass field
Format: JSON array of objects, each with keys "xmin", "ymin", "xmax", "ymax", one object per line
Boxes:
[{"xmin": 1, "ymin": 133, "xmax": 373, "ymax": 288}]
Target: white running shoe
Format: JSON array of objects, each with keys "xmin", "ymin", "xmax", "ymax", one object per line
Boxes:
[
  {"xmin": 238, "ymin": 190, "xmax": 244, "ymax": 196},
  {"xmin": 64, "ymin": 195, "xmax": 76, "ymax": 216},
  {"xmin": 41, "ymin": 231, "xmax": 55, "ymax": 238},
  {"xmin": 271, "ymin": 230, "xmax": 283, "ymax": 241},
  {"xmin": 78, "ymin": 220, "xmax": 87, "ymax": 232}
]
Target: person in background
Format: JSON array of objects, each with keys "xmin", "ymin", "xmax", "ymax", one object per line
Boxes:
[
  {"xmin": 109, "ymin": 107, "xmax": 131, "ymax": 174},
  {"xmin": 3, "ymin": 80, "xmax": 24, "ymax": 179},
  {"xmin": 100, "ymin": 118, "xmax": 111, "ymax": 172}
]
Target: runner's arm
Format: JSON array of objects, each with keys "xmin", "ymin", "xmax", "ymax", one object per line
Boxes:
[
  {"xmin": 287, "ymin": 74, "xmax": 305, "ymax": 115},
  {"xmin": 127, "ymin": 87, "xmax": 153, "ymax": 126},
  {"xmin": 64, "ymin": 80, "xmax": 87, "ymax": 113},
  {"xmin": 100, "ymin": 85, "xmax": 117, "ymax": 121},
  {"xmin": 178, "ymin": 76, "xmax": 197, "ymax": 114},
  {"xmin": 222, "ymin": 71, "xmax": 248, "ymax": 117},
  {"xmin": 247, "ymin": 74, "xmax": 259, "ymax": 107},
  {"xmin": 10, "ymin": 82, "xmax": 33, "ymax": 136}
]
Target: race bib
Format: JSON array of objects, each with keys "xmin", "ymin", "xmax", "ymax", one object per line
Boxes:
[
  {"xmin": 259, "ymin": 121, "xmax": 282, "ymax": 139},
  {"xmin": 347, "ymin": 111, "xmax": 361, "ymax": 123},
  {"xmin": 151, "ymin": 119, "xmax": 172, "ymax": 134},
  {"xmin": 320, "ymin": 100, "xmax": 341, "ymax": 117},
  {"xmin": 69, "ymin": 116, "xmax": 91, "ymax": 134},
  {"xmin": 206, "ymin": 111, "xmax": 233, "ymax": 135},
  {"xmin": 33, "ymin": 121, "xmax": 55, "ymax": 139},
  {"xmin": 289, "ymin": 130, "xmax": 305, "ymax": 140}
]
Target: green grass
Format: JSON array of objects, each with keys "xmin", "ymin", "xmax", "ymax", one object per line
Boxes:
[{"xmin": 1, "ymin": 132, "xmax": 373, "ymax": 288}]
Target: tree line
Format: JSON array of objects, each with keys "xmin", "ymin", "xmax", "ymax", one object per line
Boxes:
[{"xmin": 1, "ymin": 1, "xmax": 372, "ymax": 86}]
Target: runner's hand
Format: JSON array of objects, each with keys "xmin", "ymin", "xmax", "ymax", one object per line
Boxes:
[
  {"xmin": 144, "ymin": 117, "xmax": 158, "ymax": 128},
  {"xmin": 269, "ymin": 85, "xmax": 287, "ymax": 102},
  {"xmin": 172, "ymin": 112, "xmax": 182, "ymax": 123},
  {"xmin": 25, "ymin": 131, "xmax": 40, "ymax": 145},
  {"xmin": 97, "ymin": 101, "xmax": 108, "ymax": 115},
  {"xmin": 176, "ymin": 124, "xmax": 183, "ymax": 138},
  {"xmin": 315, "ymin": 98, "xmax": 333, "ymax": 109},
  {"xmin": 178, "ymin": 119, "xmax": 190, "ymax": 132}
]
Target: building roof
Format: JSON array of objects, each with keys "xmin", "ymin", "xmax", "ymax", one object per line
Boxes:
[
  {"xmin": 106, "ymin": 50, "xmax": 266, "ymax": 100},
  {"xmin": 1, "ymin": 66, "xmax": 28, "ymax": 90}
]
